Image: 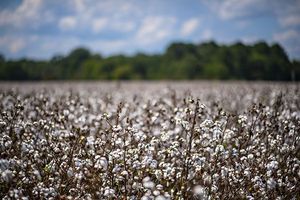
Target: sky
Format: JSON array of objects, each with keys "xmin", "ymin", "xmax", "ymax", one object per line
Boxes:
[{"xmin": 0, "ymin": 0, "xmax": 299, "ymax": 60}]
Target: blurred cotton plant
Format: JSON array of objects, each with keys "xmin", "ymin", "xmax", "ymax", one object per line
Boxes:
[{"xmin": 0, "ymin": 82, "xmax": 299, "ymax": 199}]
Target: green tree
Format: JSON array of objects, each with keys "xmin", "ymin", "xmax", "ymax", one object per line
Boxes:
[{"xmin": 0, "ymin": 41, "xmax": 298, "ymax": 81}]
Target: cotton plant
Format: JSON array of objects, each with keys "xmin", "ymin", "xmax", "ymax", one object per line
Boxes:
[{"xmin": 0, "ymin": 83, "xmax": 299, "ymax": 199}]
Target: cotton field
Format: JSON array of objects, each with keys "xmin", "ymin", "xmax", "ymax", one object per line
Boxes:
[{"xmin": 0, "ymin": 82, "xmax": 299, "ymax": 199}]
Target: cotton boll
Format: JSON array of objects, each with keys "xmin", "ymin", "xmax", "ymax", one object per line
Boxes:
[
  {"xmin": 143, "ymin": 176, "xmax": 155, "ymax": 189},
  {"xmin": 104, "ymin": 188, "xmax": 115, "ymax": 197},
  {"xmin": 193, "ymin": 185, "xmax": 207, "ymax": 199},
  {"xmin": 33, "ymin": 169, "xmax": 41, "ymax": 181},
  {"xmin": 267, "ymin": 178, "xmax": 277, "ymax": 189},
  {"xmin": 2, "ymin": 169, "xmax": 13, "ymax": 182},
  {"xmin": 95, "ymin": 157, "xmax": 108, "ymax": 170},
  {"xmin": 150, "ymin": 160, "xmax": 158, "ymax": 169},
  {"xmin": 155, "ymin": 195, "xmax": 166, "ymax": 200},
  {"xmin": 67, "ymin": 168, "xmax": 74, "ymax": 177}
]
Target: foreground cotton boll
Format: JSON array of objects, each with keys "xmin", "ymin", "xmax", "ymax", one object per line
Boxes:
[
  {"xmin": 155, "ymin": 195, "xmax": 166, "ymax": 200},
  {"xmin": 1, "ymin": 169, "xmax": 13, "ymax": 183},
  {"xmin": 103, "ymin": 188, "xmax": 115, "ymax": 197},
  {"xmin": 193, "ymin": 185, "xmax": 206, "ymax": 196},
  {"xmin": 156, "ymin": 184, "xmax": 164, "ymax": 191},
  {"xmin": 143, "ymin": 176, "xmax": 155, "ymax": 189},
  {"xmin": 94, "ymin": 156, "xmax": 108, "ymax": 170}
]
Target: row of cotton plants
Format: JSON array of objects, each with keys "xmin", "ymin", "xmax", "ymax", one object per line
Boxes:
[{"xmin": 0, "ymin": 83, "xmax": 299, "ymax": 199}]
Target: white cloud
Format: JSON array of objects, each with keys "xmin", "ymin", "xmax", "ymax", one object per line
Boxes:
[
  {"xmin": 205, "ymin": 0, "xmax": 300, "ymax": 30},
  {"xmin": 58, "ymin": 0, "xmax": 139, "ymax": 33},
  {"xmin": 92, "ymin": 18, "xmax": 108, "ymax": 33},
  {"xmin": 275, "ymin": 0, "xmax": 300, "ymax": 27},
  {"xmin": 9, "ymin": 39, "xmax": 26, "ymax": 53},
  {"xmin": 0, "ymin": 36, "xmax": 27, "ymax": 54},
  {"xmin": 91, "ymin": 18, "xmax": 134, "ymax": 33},
  {"xmin": 59, "ymin": 16, "xmax": 77, "ymax": 31},
  {"xmin": 279, "ymin": 14, "xmax": 300, "ymax": 27},
  {"xmin": 273, "ymin": 29, "xmax": 300, "ymax": 59},
  {"xmin": 219, "ymin": 0, "xmax": 253, "ymax": 19},
  {"xmin": 202, "ymin": 29, "xmax": 213, "ymax": 40},
  {"xmin": 273, "ymin": 30, "xmax": 299, "ymax": 42},
  {"xmin": 180, "ymin": 18, "xmax": 200, "ymax": 36},
  {"xmin": 0, "ymin": 0, "xmax": 44, "ymax": 27},
  {"xmin": 73, "ymin": 0, "xmax": 86, "ymax": 13},
  {"xmin": 111, "ymin": 21, "xmax": 136, "ymax": 32},
  {"xmin": 204, "ymin": 0, "xmax": 264, "ymax": 20},
  {"xmin": 136, "ymin": 16, "xmax": 176, "ymax": 44}
]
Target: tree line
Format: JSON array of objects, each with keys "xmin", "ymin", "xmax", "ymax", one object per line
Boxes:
[{"xmin": 0, "ymin": 41, "xmax": 299, "ymax": 81}]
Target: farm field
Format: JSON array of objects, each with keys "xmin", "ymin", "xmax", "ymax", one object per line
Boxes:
[{"xmin": 0, "ymin": 81, "xmax": 299, "ymax": 199}]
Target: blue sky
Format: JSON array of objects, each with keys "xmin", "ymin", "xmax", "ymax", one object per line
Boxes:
[{"xmin": 0, "ymin": 0, "xmax": 299, "ymax": 60}]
